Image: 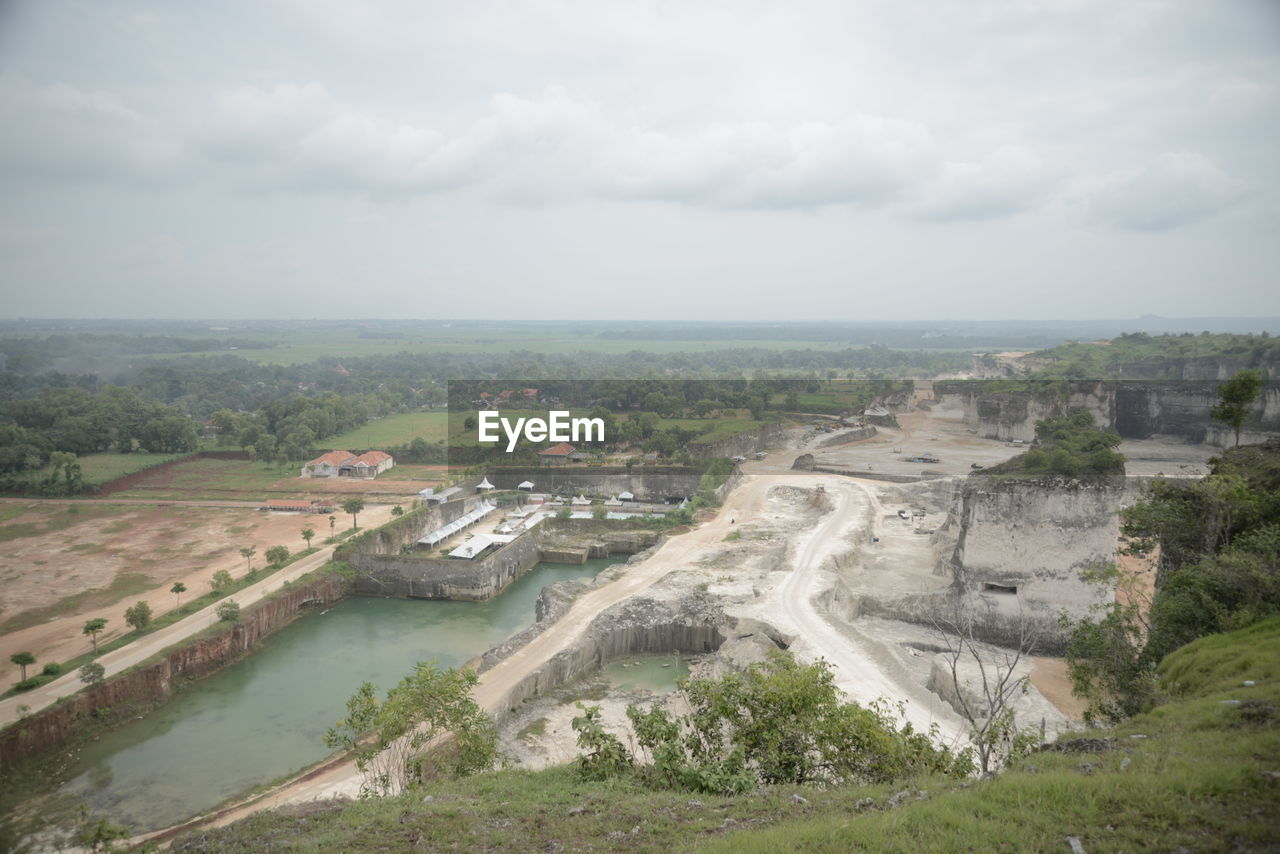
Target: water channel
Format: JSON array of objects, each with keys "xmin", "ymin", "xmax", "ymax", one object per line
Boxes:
[{"xmin": 59, "ymin": 557, "xmax": 624, "ymax": 832}]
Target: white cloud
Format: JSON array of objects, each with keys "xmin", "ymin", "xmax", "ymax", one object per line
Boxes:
[
  {"xmin": 0, "ymin": 74, "xmax": 179, "ymax": 188},
  {"xmin": 1085, "ymin": 151, "xmax": 1246, "ymax": 230},
  {"xmin": 911, "ymin": 146, "xmax": 1056, "ymax": 222}
]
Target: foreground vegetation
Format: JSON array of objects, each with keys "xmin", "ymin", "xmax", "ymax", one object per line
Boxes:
[{"xmin": 152, "ymin": 618, "xmax": 1279, "ymax": 853}]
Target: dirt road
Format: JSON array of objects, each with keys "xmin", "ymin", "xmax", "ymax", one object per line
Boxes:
[{"xmin": 772, "ymin": 476, "xmax": 967, "ymax": 743}]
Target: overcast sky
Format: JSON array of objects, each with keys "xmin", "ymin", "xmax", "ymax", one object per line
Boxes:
[{"xmin": 0, "ymin": 0, "xmax": 1277, "ymax": 322}]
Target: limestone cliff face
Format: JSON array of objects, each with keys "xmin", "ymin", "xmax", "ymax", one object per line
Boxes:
[
  {"xmin": 936, "ymin": 383, "xmax": 1112, "ymax": 442},
  {"xmin": 946, "ymin": 477, "xmax": 1123, "ymax": 650},
  {"xmin": 936, "ymin": 380, "xmax": 1279, "ymax": 446}
]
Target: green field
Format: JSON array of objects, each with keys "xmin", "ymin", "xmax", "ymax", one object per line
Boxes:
[
  {"xmin": 645, "ymin": 411, "xmax": 774, "ymax": 444},
  {"xmin": 40, "ymin": 452, "xmax": 191, "ymax": 486},
  {"xmin": 131, "ymin": 326, "xmax": 863, "ymax": 365},
  {"xmin": 325, "ymin": 411, "xmax": 450, "ymax": 449},
  {"xmin": 106, "ymin": 457, "xmax": 299, "ymax": 499}
]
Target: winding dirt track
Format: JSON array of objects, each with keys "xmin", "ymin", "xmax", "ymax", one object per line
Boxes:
[{"xmin": 773, "ymin": 476, "xmax": 965, "ymax": 742}]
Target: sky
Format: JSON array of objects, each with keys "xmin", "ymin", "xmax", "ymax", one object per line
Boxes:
[{"xmin": 0, "ymin": 0, "xmax": 1277, "ymax": 322}]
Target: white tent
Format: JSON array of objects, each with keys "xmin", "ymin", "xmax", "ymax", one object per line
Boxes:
[
  {"xmin": 604, "ymin": 496, "xmax": 623, "ymax": 506},
  {"xmin": 517, "ymin": 480, "xmax": 535, "ymax": 491},
  {"xmin": 571, "ymin": 494, "xmax": 590, "ymax": 505},
  {"xmin": 618, "ymin": 490, "xmax": 634, "ymax": 501},
  {"xmin": 476, "ymin": 477, "xmax": 494, "ymax": 491}
]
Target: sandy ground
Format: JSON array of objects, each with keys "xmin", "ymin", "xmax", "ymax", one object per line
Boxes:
[{"xmin": 0, "ymin": 501, "xmax": 399, "ymax": 686}]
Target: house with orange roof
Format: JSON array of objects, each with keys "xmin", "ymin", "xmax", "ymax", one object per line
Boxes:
[
  {"xmin": 538, "ymin": 442, "xmax": 575, "ymax": 466},
  {"xmin": 301, "ymin": 449, "xmax": 395, "ymax": 478},
  {"xmin": 345, "ymin": 450, "xmax": 394, "ymax": 478}
]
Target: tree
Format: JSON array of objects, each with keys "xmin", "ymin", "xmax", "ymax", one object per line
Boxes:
[
  {"xmin": 216, "ymin": 600, "xmax": 241, "ymax": 622},
  {"xmin": 1060, "ymin": 566, "xmax": 1157, "ymax": 724},
  {"xmin": 124, "ymin": 601, "xmax": 152, "ymax": 632},
  {"xmin": 301, "ymin": 526, "xmax": 315, "ymax": 549},
  {"xmin": 930, "ymin": 595, "xmax": 1041, "ymax": 776},
  {"xmin": 390, "ymin": 504, "xmax": 404, "ymax": 517},
  {"xmin": 324, "ymin": 662, "xmax": 497, "ymax": 797},
  {"xmin": 586, "ymin": 651, "xmax": 970, "ymax": 794},
  {"xmin": 210, "ymin": 569, "xmax": 234, "ymax": 594},
  {"xmin": 10, "ymin": 651, "xmax": 35, "ymax": 680},
  {"xmin": 79, "ymin": 661, "xmax": 105, "ymax": 685},
  {"xmin": 171, "ymin": 581, "xmax": 187, "ymax": 606},
  {"xmin": 239, "ymin": 545, "xmax": 256, "ymax": 575},
  {"xmin": 265, "ymin": 545, "xmax": 290, "ymax": 566},
  {"xmin": 329, "ymin": 514, "xmax": 337, "ymax": 537},
  {"xmin": 82, "ymin": 618, "xmax": 107, "ymax": 653},
  {"xmin": 1211, "ymin": 369, "xmax": 1264, "ymax": 447},
  {"xmin": 342, "ymin": 497, "xmax": 365, "ymax": 529}
]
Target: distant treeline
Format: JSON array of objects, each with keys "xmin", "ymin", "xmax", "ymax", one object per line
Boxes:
[
  {"xmin": 1027, "ymin": 332, "xmax": 1280, "ymax": 379},
  {"xmin": 0, "ymin": 333, "xmax": 272, "ymax": 373},
  {"xmin": 598, "ymin": 323, "xmax": 1063, "ymax": 350}
]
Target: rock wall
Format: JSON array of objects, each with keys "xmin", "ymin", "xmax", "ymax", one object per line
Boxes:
[
  {"xmin": 814, "ymin": 426, "xmax": 877, "ymax": 448},
  {"xmin": 483, "ymin": 595, "xmax": 729, "ymax": 720},
  {"xmin": 351, "ymin": 526, "xmax": 660, "ymax": 599},
  {"xmin": 0, "ymin": 574, "xmax": 349, "ymax": 767},
  {"xmin": 686, "ymin": 421, "xmax": 787, "ymax": 459},
  {"xmin": 335, "ymin": 498, "xmax": 477, "ymax": 559},
  {"xmin": 946, "ymin": 477, "xmax": 1124, "ymax": 651},
  {"xmin": 351, "ymin": 533, "xmax": 543, "ymax": 601},
  {"xmin": 936, "ymin": 380, "xmax": 1280, "ymax": 445}
]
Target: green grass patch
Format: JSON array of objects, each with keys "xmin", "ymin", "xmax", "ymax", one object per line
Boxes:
[
  {"xmin": 40, "ymin": 452, "xmax": 191, "ymax": 485},
  {"xmin": 107, "ymin": 457, "xmax": 300, "ymax": 498},
  {"xmin": 517, "ymin": 717, "xmax": 548, "ymax": 740},
  {"xmin": 325, "ymin": 411, "xmax": 450, "ymax": 449}
]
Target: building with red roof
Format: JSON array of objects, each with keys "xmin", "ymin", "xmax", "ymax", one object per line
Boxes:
[
  {"xmin": 537, "ymin": 442, "xmax": 575, "ymax": 466},
  {"xmin": 301, "ymin": 449, "xmax": 395, "ymax": 478}
]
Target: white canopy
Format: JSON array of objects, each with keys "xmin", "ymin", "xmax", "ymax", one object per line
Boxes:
[
  {"xmin": 477, "ymin": 477, "xmax": 494, "ymax": 490},
  {"xmin": 618, "ymin": 490, "xmax": 634, "ymax": 501},
  {"xmin": 571, "ymin": 494, "xmax": 590, "ymax": 505},
  {"xmin": 517, "ymin": 480, "xmax": 535, "ymax": 490},
  {"xmin": 416, "ymin": 501, "xmax": 496, "ymax": 546},
  {"xmin": 604, "ymin": 496, "xmax": 623, "ymax": 506}
]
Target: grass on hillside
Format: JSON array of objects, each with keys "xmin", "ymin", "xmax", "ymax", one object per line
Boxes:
[{"xmin": 165, "ymin": 618, "xmax": 1280, "ymax": 853}]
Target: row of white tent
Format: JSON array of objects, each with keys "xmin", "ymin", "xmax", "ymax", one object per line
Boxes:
[{"xmin": 417, "ymin": 501, "xmax": 497, "ymax": 547}]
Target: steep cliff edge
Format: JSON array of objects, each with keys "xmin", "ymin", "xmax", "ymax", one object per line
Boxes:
[{"xmin": 944, "ymin": 476, "xmax": 1124, "ymax": 651}]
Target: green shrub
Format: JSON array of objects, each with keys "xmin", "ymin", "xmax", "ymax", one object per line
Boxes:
[
  {"xmin": 41, "ymin": 662, "xmax": 62, "ymax": 676},
  {"xmin": 13, "ymin": 677, "xmax": 40, "ymax": 692}
]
